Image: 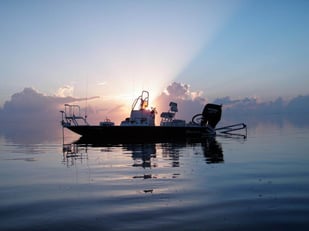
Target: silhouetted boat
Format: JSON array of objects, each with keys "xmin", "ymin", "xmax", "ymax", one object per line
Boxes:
[{"xmin": 61, "ymin": 90, "xmax": 246, "ymax": 142}]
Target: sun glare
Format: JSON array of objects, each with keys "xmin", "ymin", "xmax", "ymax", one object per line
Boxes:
[
  {"xmin": 91, "ymin": 1, "xmax": 241, "ymax": 102},
  {"xmin": 73, "ymin": 1, "xmax": 242, "ymax": 125}
]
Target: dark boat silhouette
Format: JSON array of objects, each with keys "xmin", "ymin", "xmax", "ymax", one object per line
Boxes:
[{"xmin": 61, "ymin": 90, "xmax": 246, "ymax": 142}]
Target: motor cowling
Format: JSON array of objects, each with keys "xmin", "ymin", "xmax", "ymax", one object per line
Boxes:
[{"xmin": 200, "ymin": 104, "xmax": 222, "ymax": 128}]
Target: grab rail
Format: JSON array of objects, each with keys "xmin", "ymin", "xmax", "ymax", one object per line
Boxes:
[{"xmin": 216, "ymin": 123, "xmax": 247, "ymax": 137}]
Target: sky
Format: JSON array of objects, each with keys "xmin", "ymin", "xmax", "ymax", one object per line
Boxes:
[{"xmin": 0, "ymin": 0, "xmax": 309, "ymax": 130}]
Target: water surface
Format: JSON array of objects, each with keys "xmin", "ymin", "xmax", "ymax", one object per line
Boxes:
[{"xmin": 1, "ymin": 119, "xmax": 309, "ymax": 230}]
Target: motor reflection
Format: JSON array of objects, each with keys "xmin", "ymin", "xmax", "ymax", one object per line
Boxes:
[{"xmin": 202, "ymin": 138, "xmax": 224, "ymax": 164}]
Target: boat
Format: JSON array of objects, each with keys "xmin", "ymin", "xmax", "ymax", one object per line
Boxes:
[{"xmin": 61, "ymin": 90, "xmax": 246, "ymax": 143}]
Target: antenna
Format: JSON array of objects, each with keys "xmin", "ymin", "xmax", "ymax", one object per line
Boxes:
[{"xmin": 85, "ymin": 76, "xmax": 88, "ymax": 119}]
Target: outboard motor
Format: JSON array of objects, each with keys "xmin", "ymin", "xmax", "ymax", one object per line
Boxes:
[{"xmin": 200, "ymin": 104, "xmax": 222, "ymax": 128}]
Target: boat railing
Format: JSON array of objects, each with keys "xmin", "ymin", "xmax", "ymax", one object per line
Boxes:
[
  {"xmin": 60, "ymin": 104, "xmax": 89, "ymax": 127},
  {"xmin": 160, "ymin": 101, "xmax": 178, "ymax": 124},
  {"xmin": 215, "ymin": 123, "xmax": 247, "ymax": 138},
  {"xmin": 132, "ymin": 90, "xmax": 149, "ymax": 110}
]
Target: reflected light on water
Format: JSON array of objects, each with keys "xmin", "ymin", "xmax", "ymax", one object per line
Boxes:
[{"xmin": 1, "ymin": 117, "xmax": 309, "ymax": 230}]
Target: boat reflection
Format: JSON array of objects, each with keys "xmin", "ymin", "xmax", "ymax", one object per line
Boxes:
[
  {"xmin": 123, "ymin": 143, "xmax": 157, "ymax": 168},
  {"xmin": 62, "ymin": 138, "xmax": 224, "ymax": 194},
  {"xmin": 62, "ymin": 137, "xmax": 224, "ymax": 165},
  {"xmin": 62, "ymin": 143, "xmax": 88, "ymax": 167},
  {"xmin": 202, "ymin": 138, "xmax": 224, "ymax": 164}
]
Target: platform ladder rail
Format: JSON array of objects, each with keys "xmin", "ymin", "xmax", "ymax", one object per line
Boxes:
[
  {"xmin": 60, "ymin": 104, "xmax": 89, "ymax": 127},
  {"xmin": 215, "ymin": 123, "xmax": 247, "ymax": 137},
  {"xmin": 131, "ymin": 90, "xmax": 150, "ymax": 110}
]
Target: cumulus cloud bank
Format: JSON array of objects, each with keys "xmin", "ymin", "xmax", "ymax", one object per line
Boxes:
[
  {"xmin": 213, "ymin": 95, "xmax": 309, "ymax": 116},
  {"xmin": 55, "ymin": 85, "xmax": 75, "ymax": 97},
  {"xmin": 0, "ymin": 88, "xmax": 98, "ymax": 120},
  {"xmin": 0, "ymin": 87, "xmax": 98, "ymax": 143},
  {"xmin": 156, "ymin": 82, "xmax": 309, "ymax": 126},
  {"xmin": 155, "ymin": 82, "xmax": 206, "ymax": 122}
]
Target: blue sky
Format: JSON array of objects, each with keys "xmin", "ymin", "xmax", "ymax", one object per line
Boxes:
[
  {"xmin": 1, "ymin": 0, "xmax": 308, "ymax": 109},
  {"xmin": 177, "ymin": 0, "xmax": 309, "ymax": 101}
]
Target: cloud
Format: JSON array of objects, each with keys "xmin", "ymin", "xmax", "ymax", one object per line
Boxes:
[
  {"xmin": 97, "ymin": 82, "xmax": 107, "ymax": 86},
  {"xmin": 0, "ymin": 87, "xmax": 99, "ymax": 143},
  {"xmin": 286, "ymin": 95, "xmax": 309, "ymax": 112},
  {"xmin": 155, "ymin": 82, "xmax": 206, "ymax": 122},
  {"xmin": 212, "ymin": 96, "xmax": 241, "ymax": 105},
  {"xmin": 215, "ymin": 94, "xmax": 309, "ymax": 127},
  {"xmin": 1, "ymin": 87, "xmax": 99, "ymax": 117},
  {"xmin": 55, "ymin": 85, "xmax": 74, "ymax": 97},
  {"xmin": 156, "ymin": 82, "xmax": 309, "ymax": 127},
  {"xmin": 164, "ymin": 82, "xmax": 204, "ymax": 100}
]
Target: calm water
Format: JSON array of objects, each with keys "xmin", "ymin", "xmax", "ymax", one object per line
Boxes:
[{"xmin": 1, "ymin": 118, "xmax": 309, "ymax": 230}]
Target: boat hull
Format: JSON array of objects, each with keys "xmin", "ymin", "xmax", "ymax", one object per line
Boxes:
[{"xmin": 66, "ymin": 125, "xmax": 213, "ymax": 143}]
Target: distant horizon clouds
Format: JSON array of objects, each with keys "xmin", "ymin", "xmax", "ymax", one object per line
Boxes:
[
  {"xmin": 1, "ymin": 82, "xmax": 308, "ymax": 123},
  {"xmin": 1, "ymin": 82, "xmax": 309, "ymax": 143}
]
